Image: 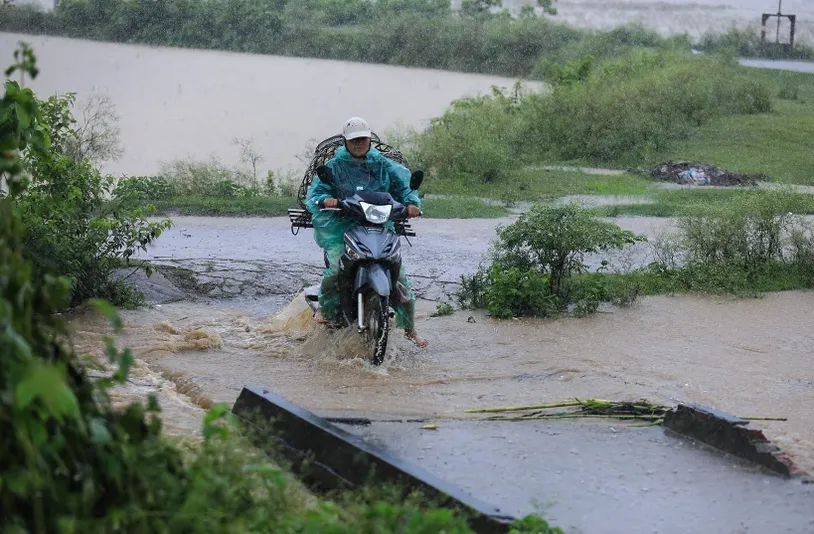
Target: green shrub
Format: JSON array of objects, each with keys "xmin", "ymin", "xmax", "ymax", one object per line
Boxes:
[
  {"xmin": 533, "ymin": 23, "xmax": 678, "ymax": 75},
  {"xmin": 115, "ymin": 175, "xmax": 177, "ymax": 200},
  {"xmin": 698, "ymin": 28, "xmax": 814, "ymax": 61},
  {"xmin": 457, "ymin": 268, "xmax": 490, "ymax": 310},
  {"xmin": 9, "ymin": 84, "xmax": 171, "ymax": 308},
  {"xmin": 459, "ymin": 203, "xmax": 645, "ymax": 317},
  {"xmin": 654, "ymin": 190, "xmax": 814, "ymax": 293},
  {"xmin": 419, "ymin": 85, "xmax": 527, "ymax": 183},
  {"xmin": 430, "ymin": 301, "xmax": 455, "ymax": 317},
  {"xmin": 416, "ymin": 50, "xmax": 775, "ymax": 180},
  {"xmin": 158, "ymin": 157, "xmax": 241, "ymax": 195},
  {"xmin": 523, "ymin": 50, "xmax": 773, "ymax": 163},
  {"xmin": 484, "ymin": 264, "xmax": 555, "ymax": 318}
]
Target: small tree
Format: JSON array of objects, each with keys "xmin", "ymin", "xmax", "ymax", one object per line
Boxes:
[
  {"xmin": 234, "ymin": 136, "xmax": 264, "ymax": 183},
  {"xmin": 68, "ymin": 93, "xmax": 124, "ymax": 166},
  {"xmin": 538, "ymin": 0, "xmax": 557, "ymax": 15},
  {"xmin": 460, "ymin": 0, "xmax": 502, "ymax": 17},
  {"xmin": 467, "ymin": 203, "xmax": 646, "ymax": 317}
]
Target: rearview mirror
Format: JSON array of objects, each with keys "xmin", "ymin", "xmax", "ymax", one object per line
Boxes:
[
  {"xmin": 409, "ymin": 170, "xmax": 424, "ymax": 191},
  {"xmin": 316, "ymin": 165, "xmax": 334, "ymax": 185}
]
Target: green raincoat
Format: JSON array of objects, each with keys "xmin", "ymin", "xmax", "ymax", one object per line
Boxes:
[{"xmin": 305, "ymin": 146, "xmax": 422, "ymax": 328}]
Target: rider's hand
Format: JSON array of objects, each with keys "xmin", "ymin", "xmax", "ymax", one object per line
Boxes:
[
  {"xmin": 407, "ymin": 205, "xmax": 421, "ymax": 218},
  {"xmin": 322, "ymin": 198, "xmax": 338, "ymax": 208}
]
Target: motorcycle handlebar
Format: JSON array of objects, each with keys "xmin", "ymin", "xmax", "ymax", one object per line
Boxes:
[{"xmin": 319, "ymin": 202, "xmax": 420, "ymax": 220}]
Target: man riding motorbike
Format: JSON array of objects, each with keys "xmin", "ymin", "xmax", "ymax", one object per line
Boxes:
[{"xmin": 305, "ymin": 117, "xmax": 428, "ymax": 349}]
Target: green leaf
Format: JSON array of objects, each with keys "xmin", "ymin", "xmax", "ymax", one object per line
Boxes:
[
  {"xmin": 203, "ymin": 404, "xmax": 231, "ymax": 441},
  {"xmin": 0, "ymin": 324, "xmax": 33, "ymax": 361},
  {"xmin": 89, "ymin": 417, "xmax": 112, "ymax": 445},
  {"xmin": 147, "ymin": 393, "xmax": 161, "ymax": 412},
  {"xmin": 15, "ymin": 102, "xmax": 31, "ymax": 129},
  {"xmin": 4, "ymin": 470, "xmax": 30, "ymax": 498},
  {"xmin": 113, "ymin": 348, "xmax": 134, "ymax": 382},
  {"xmin": 90, "ymin": 299, "xmax": 123, "ymax": 331},
  {"xmin": 0, "ymin": 132, "xmax": 17, "ymax": 151},
  {"xmin": 27, "ymin": 418, "xmax": 48, "ymax": 447},
  {"xmin": 15, "ymin": 361, "xmax": 80, "ymax": 420}
]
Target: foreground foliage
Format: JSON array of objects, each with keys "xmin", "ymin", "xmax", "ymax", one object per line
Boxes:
[{"xmin": 2, "ymin": 69, "xmax": 171, "ymax": 308}]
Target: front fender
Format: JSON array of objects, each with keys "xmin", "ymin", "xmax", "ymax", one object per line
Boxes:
[{"xmin": 354, "ymin": 263, "xmax": 392, "ymax": 297}]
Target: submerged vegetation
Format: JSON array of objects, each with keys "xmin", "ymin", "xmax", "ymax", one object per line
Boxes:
[{"xmin": 457, "ymin": 190, "xmax": 814, "ymax": 318}]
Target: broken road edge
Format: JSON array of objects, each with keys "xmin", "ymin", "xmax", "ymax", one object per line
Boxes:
[
  {"xmin": 663, "ymin": 402, "xmax": 810, "ymax": 479},
  {"xmin": 230, "ymin": 387, "xmax": 811, "ymax": 534},
  {"xmin": 231, "ymin": 386, "xmax": 518, "ymax": 534}
]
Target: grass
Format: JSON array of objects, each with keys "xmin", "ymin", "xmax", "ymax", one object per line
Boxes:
[
  {"xmin": 149, "ymin": 195, "xmax": 298, "ymax": 216},
  {"xmin": 420, "ymin": 196, "xmax": 508, "ymax": 218},
  {"xmin": 599, "ymin": 261, "xmax": 814, "ymax": 298},
  {"xmin": 145, "ymin": 195, "xmax": 508, "ymax": 218},
  {"xmin": 657, "ymin": 68, "xmax": 814, "ymax": 185},
  {"xmin": 591, "ymin": 189, "xmax": 814, "ymax": 217},
  {"xmin": 425, "ymin": 169, "xmax": 654, "ymax": 202}
]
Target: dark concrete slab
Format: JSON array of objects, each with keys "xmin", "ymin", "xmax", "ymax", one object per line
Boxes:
[
  {"xmin": 231, "ymin": 386, "xmax": 516, "ymax": 534},
  {"xmin": 340, "ymin": 419, "xmax": 814, "ymax": 534}
]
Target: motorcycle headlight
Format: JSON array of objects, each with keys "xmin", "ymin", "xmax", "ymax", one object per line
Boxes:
[{"xmin": 359, "ymin": 202, "xmax": 392, "ymax": 224}]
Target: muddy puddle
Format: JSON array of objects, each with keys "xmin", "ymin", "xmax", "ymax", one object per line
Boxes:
[{"xmin": 73, "ymin": 282, "xmax": 814, "ymax": 474}]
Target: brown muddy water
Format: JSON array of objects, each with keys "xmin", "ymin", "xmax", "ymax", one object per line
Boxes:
[
  {"xmin": 70, "ymin": 214, "xmax": 814, "ymax": 476},
  {"xmin": 0, "ymin": 31, "xmax": 534, "ymax": 178}
]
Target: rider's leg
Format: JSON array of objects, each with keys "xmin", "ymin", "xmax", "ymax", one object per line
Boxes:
[
  {"xmin": 317, "ymin": 241, "xmax": 345, "ymax": 321},
  {"xmin": 392, "ymin": 266, "xmax": 428, "ymax": 348}
]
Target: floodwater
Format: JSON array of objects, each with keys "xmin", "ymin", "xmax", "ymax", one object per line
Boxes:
[
  {"xmin": 349, "ymin": 420, "xmax": 814, "ymax": 534},
  {"xmin": 0, "ymin": 31, "xmax": 532, "ymax": 177},
  {"xmin": 7, "ymin": 11, "xmax": 813, "ymax": 524},
  {"xmin": 70, "ymin": 215, "xmax": 814, "ymax": 480}
]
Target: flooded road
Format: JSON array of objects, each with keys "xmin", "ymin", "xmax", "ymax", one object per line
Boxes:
[
  {"xmin": 70, "ymin": 215, "xmax": 814, "ymax": 482},
  {"xmin": 348, "ymin": 419, "xmax": 814, "ymax": 534}
]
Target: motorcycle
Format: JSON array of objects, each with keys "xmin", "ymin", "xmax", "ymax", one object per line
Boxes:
[{"xmin": 303, "ymin": 164, "xmax": 423, "ymax": 366}]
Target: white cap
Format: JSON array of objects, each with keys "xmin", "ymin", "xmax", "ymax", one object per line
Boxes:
[{"xmin": 342, "ymin": 117, "xmax": 372, "ymax": 140}]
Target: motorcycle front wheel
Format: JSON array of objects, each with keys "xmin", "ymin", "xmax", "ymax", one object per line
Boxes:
[{"xmin": 364, "ymin": 293, "xmax": 390, "ymax": 366}]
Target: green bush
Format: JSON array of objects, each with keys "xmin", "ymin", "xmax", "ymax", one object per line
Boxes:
[
  {"xmin": 653, "ymin": 190, "xmax": 814, "ymax": 293},
  {"xmin": 533, "ymin": 23, "xmax": 682, "ymax": 76},
  {"xmin": 158, "ymin": 157, "xmax": 241, "ymax": 195},
  {"xmin": 459, "ymin": 203, "xmax": 646, "ymax": 318},
  {"xmin": 430, "ymin": 301, "xmax": 455, "ymax": 317},
  {"xmin": 418, "ymin": 85, "xmax": 527, "ymax": 183},
  {"xmin": 523, "ymin": 50, "xmax": 773, "ymax": 163},
  {"xmin": 697, "ymin": 28, "xmax": 814, "ymax": 61},
  {"xmin": 7, "ymin": 80, "xmax": 171, "ymax": 308},
  {"xmin": 416, "ymin": 50, "xmax": 774, "ymax": 180},
  {"xmin": 115, "ymin": 175, "xmax": 177, "ymax": 200}
]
